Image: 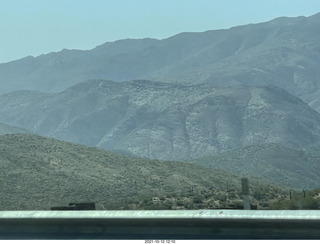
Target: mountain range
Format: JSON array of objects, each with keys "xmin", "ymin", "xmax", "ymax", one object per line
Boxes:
[
  {"xmin": 1, "ymin": 12, "xmax": 320, "ymax": 195},
  {"xmin": 1, "ymin": 13, "xmax": 320, "ymax": 112},
  {"xmin": 1, "ymin": 80, "xmax": 320, "ymax": 160}
]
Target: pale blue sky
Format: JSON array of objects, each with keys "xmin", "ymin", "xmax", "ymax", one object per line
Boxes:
[{"xmin": 1, "ymin": 0, "xmax": 320, "ymax": 63}]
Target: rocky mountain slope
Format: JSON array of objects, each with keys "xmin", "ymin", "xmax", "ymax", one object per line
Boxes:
[
  {"xmin": 0, "ymin": 133, "xmax": 287, "ymax": 210},
  {"xmin": 192, "ymin": 143, "xmax": 320, "ymax": 189},
  {"xmin": 1, "ymin": 80, "xmax": 320, "ymax": 160},
  {"xmin": 0, "ymin": 13, "xmax": 320, "ymax": 111},
  {"xmin": 0, "ymin": 123, "xmax": 29, "ymax": 135}
]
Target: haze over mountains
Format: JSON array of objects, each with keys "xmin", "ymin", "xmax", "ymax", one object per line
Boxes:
[
  {"xmin": 1, "ymin": 13, "xmax": 320, "ymax": 112},
  {"xmin": 1, "ymin": 13, "xmax": 320, "ymax": 191}
]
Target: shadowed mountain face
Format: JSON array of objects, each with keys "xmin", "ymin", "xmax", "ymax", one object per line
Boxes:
[
  {"xmin": 1, "ymin": 80, "xmax": 320, "ymax": 160},
  {"xmin": 1, "ymin": 13, "xmax": 320, "ymax": 111}
]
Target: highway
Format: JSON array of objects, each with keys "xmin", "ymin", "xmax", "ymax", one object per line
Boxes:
[{"xmin": 0, "ymin": 210, "xmax": 320, "ymax": 239}]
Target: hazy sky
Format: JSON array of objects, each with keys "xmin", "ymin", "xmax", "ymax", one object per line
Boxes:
[{"xmin": 1, "ymin": 0, "xmax": 320, "ymax": 63}]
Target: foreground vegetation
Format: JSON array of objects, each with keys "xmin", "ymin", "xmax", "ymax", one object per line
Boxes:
[
  {"xmin": 0, "ymin": 133, "xmax": 292, "ymax": 210},
  {"xmin": 102, "ymin": 188, "xmax": 320, "ymax": 211},
  {"xmin": 2, "ymin": 134, "xmax": 319, "ymax": 211},
  {"xmin": 107, "ymin": 187, "xmax": 285, "ymax": 210},
  {"xmin": 269, "ymin": 189, "xmax": 320, "ymax": 210}
]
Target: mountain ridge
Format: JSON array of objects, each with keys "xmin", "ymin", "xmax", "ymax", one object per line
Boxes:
[
  {"xmin": 1, "ymin": 13, "xmax": 320, "ymax": 112},
  {"xmin": 1, "ymin": 80, "xmax": 320, "ymax": 160}
]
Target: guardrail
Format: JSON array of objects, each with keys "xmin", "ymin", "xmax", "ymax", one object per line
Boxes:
[{"xmin": 1, "ymin": 210, "xmax": 320, "ymax": 239}]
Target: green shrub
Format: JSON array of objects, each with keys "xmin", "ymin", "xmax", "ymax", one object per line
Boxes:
[
  {"xmin": 269, "ymin": 194, "xmax": 319, "ymax": 210},
  {"xmin": 193, "ymin": 196, "xmax": 203, "ymax": 204}
]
